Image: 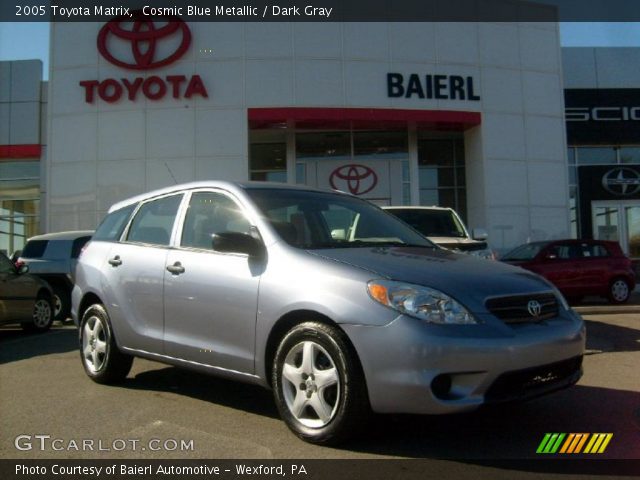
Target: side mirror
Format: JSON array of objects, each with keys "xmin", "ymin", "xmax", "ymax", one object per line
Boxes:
[
  {"xmin": 212, "ymin": 232, "xmax": 264, "ymax": 257},
  {"xmin": 472, "ymin": 228, "xmax": 488, "ymax": 241},
  {"xmin": 331, "ymin": 229, "xmax": 346, "ymax": 240},
  {"xmin": 17, "ymin": 264, "xmax": 29, "ymax": 274},
  {"xmin": 544, "ymin": 253, "xmax": 557, "ymax": 261}
]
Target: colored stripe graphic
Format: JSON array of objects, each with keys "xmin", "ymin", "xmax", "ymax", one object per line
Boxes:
[
  {"xmin": 537, "ymin": 433, "xmax": 565, "ymax": 453},
  {"xmin": 537, "ymin": 433, "xmax": 613, "ymax": 454}
]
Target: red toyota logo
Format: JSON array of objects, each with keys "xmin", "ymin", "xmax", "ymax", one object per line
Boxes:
[
  {"xmin": 329, "ymin": 164, "xmax": 378, "ymax": 195},
  {"xmin": 97, "ymin": 10, "xmax": 191, "ymax": 70}
]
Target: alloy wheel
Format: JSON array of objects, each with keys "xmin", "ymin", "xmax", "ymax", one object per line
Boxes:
[
  {"xmin": 281, "ymin": 340, "xmax": 340, "ymax": 428},
  {"xmin": 53, "ymin": 294, "xmax": 62, "ymax": 318},
  {"xmin": 82, "ymin": 315, "xmax": 108, "ymax": 373},
  {"xmin": 32, "ymin": 299, "xmax": 52, "ymax": 328},
  {"xmin": 611, "ymin": 280, "xmax": 629, "ymax": 302}
]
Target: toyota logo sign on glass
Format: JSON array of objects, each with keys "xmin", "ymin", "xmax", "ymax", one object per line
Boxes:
[
  {"xmin": 80, "ymin": 11, "xmax": 208, "ymax": 103},
  {"xmin": 329, "ymin": 165, "xmax": 379, "ymax": 196}
]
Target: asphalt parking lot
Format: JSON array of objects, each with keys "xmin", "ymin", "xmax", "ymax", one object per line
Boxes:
[{"xmin": 1, "ymin": 313, "xmax": 638, "ymax": 468}]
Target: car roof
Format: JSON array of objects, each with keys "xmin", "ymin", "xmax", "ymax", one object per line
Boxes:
[
  {"xmin": 26, "ymin": 230, "xmax": 94, "ymax": 242},
  {"xmin": 108, "ymin": 181, "xmax": 347, "ymax": 213},
  {"xmin": 383, "ymin": 206, "xmax": 451, "ymax": 211}
]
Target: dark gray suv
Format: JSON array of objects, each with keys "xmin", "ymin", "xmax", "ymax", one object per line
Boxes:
[
  {"xmin": 19, "ymin": 231, "xmax": 93, "ymax": 321},
  {"xmin": 73, "ymin": 181, "xmax": 585, "ymax": 445}
]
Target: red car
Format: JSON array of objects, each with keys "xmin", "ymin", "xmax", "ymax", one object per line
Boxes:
[{"xmin": 501, "ymin": 239, "xmax": 636, "ymax": 304}]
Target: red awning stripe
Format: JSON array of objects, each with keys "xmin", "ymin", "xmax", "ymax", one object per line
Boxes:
[
  {"xmin": 0, "ymin": 144, "xmax": 42, "ymax": 159},
  {"xmin": 248, "ymin": 107, "xmax": 481, "ymax": 129}
]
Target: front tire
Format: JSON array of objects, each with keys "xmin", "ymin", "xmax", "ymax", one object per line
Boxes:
[
  {"xmin": 79, "ymin": 304, "xmax": 133, "ymax": 384},
  {"xmin": 608, "ymin": 278, "xmax": 631, "ymax": 304},
  {"xmin": 272, "ymin": 322, "xmax": 369, "ymax": 445}
]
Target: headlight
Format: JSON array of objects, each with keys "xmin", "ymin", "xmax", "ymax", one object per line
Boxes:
[
  {"xmin": 470, "ymin": 248, "xmax": 495, "ymax": 260},
  {"xmin": 367, "ymin": 280, "xmax": 478, "ymax": 324}
]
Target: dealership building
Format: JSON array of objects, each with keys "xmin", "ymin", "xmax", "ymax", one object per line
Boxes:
[{"xmin": 0, "ymin": 19, "xmax": 638, "ymax": 262}]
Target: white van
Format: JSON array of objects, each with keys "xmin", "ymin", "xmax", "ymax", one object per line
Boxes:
[{"xmin": 384, "ymin": 206, "xmax": 494, "ymax": 259}]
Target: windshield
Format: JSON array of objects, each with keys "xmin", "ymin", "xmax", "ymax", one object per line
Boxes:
[
  {"xmin": 246, "ymin": 189, "xmax": 435, "ymax": 249},
  {"xmin": 501, "ymin": 242, "xmax": 549, "ymax": 261},
  {"xmin": 386, "ymin": 208, "xmax": 467, "ymax": 238}
]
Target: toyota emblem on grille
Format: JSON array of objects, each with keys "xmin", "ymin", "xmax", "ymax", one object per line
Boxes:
[{"xmin": 527, "ymin": 300, "xmax": 542, "ymax": 317}]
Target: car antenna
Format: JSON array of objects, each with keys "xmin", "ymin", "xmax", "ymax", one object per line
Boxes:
[{"xmin": 164, "ymin": 161, "xmax": 178, "ymax": 184}]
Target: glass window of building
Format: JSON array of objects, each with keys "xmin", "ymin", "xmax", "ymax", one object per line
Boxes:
[
  {"xmin": 620, "ymin": 147, "xmax": 640, "ymax": 164},
  {"xmin": 417, "ymin": 137, "xmax": 466, "ymax": 220},
  {"xmin": 0, "ymin": 161, "xmax": 40, "ymax": 256},
  {"xmin": 249, "ymin": 130, "xmax": 287, "ymax": 183},
  {"xmin": 296, "ymin": 132, "xmax": 350, "ymax": 161},
  {"xmin": 576, "ymin": 147, "xmax": 617, "ymax": 165}
]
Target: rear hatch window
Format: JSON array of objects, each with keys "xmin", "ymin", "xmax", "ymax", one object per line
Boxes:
[{"xmin": 21, "ymin": 240, "xmax": 49, "ymax": 258}]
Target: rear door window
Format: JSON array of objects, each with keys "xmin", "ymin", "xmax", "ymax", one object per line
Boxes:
[
  {"xmin": 581, "ymin": 243, "xmax": 610, "ymax": 258},
  {"xmin": 548, "ymin": 243, "xmax": 581, "ymax": 260},
  {"xmin": 126, "ymin": 194, "xmax": 183, "ymax": 246}
]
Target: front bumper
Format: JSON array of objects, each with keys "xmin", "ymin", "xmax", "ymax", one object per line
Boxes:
[{"xmin": 342, "ymin": 309, "xmax": 585, "ymax": 414}]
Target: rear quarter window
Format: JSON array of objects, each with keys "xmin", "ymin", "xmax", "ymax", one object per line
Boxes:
[
  {"xmin": 21, "ymin": 240, "xmax": 49, "ymax": 258},
  {"xmin": 93, "ymin": 205, "xmax": 136, "ymax": 242}
]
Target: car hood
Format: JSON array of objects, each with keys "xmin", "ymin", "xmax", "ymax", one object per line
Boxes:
[
  {"xmin": 427, "ymin": 237, "xmax": 488, "ymax": 252},
  {"xmin": 308, "ymin": 246, "xmax": 552, "ymax": 313}
]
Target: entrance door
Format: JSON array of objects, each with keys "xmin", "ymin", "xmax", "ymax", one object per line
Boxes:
[{"xmin": 592, "ymin": 200, "xmax": 640, "ymax": 258}]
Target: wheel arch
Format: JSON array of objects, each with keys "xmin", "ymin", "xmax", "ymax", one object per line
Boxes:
[
  {"xmin": 263, "ymin": 309, "xmax": 364, "ymax": 388},
  {"xmin": 78, "ymin": 292, "xmax": 104, "ymax": 323},
  {"xmin": 36, "ymin": 286, "xmax": 53, "ymax": 301}
]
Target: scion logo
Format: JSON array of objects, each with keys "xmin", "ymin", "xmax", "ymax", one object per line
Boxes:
[
  {"xmin": 329, "ymin": 164, "xmax": 378, "ymax": 195},
  {"xmin": 601, "ymin": 168, "xmax": 640, "ymax": 196},
  {"xmin": 97, "ymin": 10, "xmax": 191, "ymax": 70},
  {"xmin": 527, "ymin": 300, "xmax": 542, "ymax": 317}
]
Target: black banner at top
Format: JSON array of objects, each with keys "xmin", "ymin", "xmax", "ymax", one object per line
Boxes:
[
  {"xmin": 565, "ymin": 89, "xmax": 640, "ymax": 146},
  {"xmin": 3, "ymin": 0, "xmax": 640, "ymax": 22}
]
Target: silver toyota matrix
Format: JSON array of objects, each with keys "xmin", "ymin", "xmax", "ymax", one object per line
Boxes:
[{"xmin": 73, "ymin": 181, "xmax": 585, "ymax": 444}]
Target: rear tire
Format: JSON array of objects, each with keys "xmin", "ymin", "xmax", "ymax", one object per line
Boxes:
[
  {"xmin": 79, "ymin": 304, "xmax": 133, "ymax": 384},
  {"xmin": 272, "ymin": 321, "xmax": 369, "ymax": 445},
  {"xmin": 51, "ymin": 284, "xmax": 71, "ymax": 322},
  {"xmin": 21, "ymin": 293, "xmax": 54, "ymax": 333},
  {"xmin": 608, "ymin": 278, "xmax": 631, "ymax": 304}
]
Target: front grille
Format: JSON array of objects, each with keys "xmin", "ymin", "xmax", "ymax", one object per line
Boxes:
[
  {"xmin": 485, "ymin": 293, "xmax": 559, "ymax": 324},
  {"xmin": 485, "ymin": 356, "xmax": 583, "ymax": 403}
]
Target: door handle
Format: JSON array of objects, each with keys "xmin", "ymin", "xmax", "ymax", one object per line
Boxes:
[
  {"xmin": 166, "ymin": 262, "xmax": 185, "ymax": 275},
  {"xmin": 108, "ymin": 255, "xmax": 122, "ymax": 267}
]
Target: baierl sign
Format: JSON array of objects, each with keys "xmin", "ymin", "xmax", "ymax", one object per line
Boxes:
[{"xmin": 79, "ymin": 11, "xmax": 208, "ymax": 103}]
